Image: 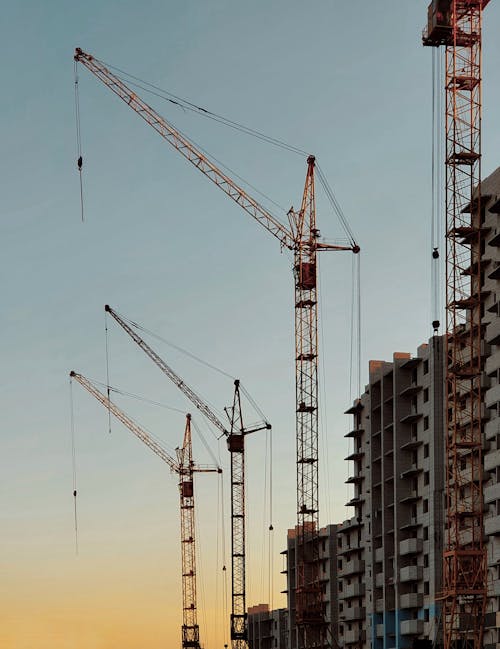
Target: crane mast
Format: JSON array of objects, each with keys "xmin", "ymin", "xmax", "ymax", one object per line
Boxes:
[
  {"xmin": 104, "ymin": 305, "xmax": 270, "ymax": 648},
  {"xmin": 423, "ymin": 3, "xmax": 491, "ymax": 649},
  {"xmin": 75, "ymin": 50, "xmax": 358, "ymax": 648},
  {"xmin": 69, "ymin": 371, "xmax": 219, "ymax": 649}
]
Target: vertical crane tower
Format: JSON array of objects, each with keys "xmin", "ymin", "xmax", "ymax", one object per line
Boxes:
[
  {"xmin": 70, "ymin": 371, "xmax": 221, "ymax": 649},
  {"xmin": 104, "ymin": 305, "xmax": 270, "ymax": 649},
  {"xmin": 423, "ymin": 3, "xmax": 491, "ymax": 649},
  {"xmin": 75, "ymin": 49, "xmax": 359, "ymax": 649}
]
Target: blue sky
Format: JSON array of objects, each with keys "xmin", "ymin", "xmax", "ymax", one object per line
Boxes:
[{"xmin": 2, "ymin": 2, "xmax": 500, "ymax": 647}]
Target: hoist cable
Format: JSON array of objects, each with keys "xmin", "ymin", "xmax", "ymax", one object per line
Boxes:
[
  {"xmin": 219, "ymin": 472, "xmax": 229, "ymax": 648},
  {"xmin": 69, "ymin": 378, "xmax": 79, "ymax": 555},
  {"xmin": 356, "ymin": 253, "xmax": 362, "ymax": 398},
  {"xmin": 95, "ymin": 59, "xmax": 291, "ymax": 217},
  {"xmin": 431, "ymin": 48, "xmax": 442, "ymax": 333},
  {"xmin": 171, "ymin": 120, "xmax": 291, "ymax": 215},
  {"xmin": 260, "ymin": 426, "xmax": 269, "ymax": 599},
  {"xmin": 77, "ymin": 374, "xmax": 181, "ymax": 454},
  {"xmin": 316, "ymin": 164, "xmax": 358, "ymax": 247},
  {"xmin": 108, "ymin": 308, "xmax": 234, "ymax": 424},
  {"xmin": 104, "ymin": 311, "xmax": 112, "ymax": 434},
  {"xmin": 268, "ymin": 426, "xmax": 274, "ymax": 610},
  {"xmin": 349, "ymin": 253, "xmax": 356, "ymax": 403},
  {"xmin": 111, "ymin": 308, "xmax": 235, "ymax": 381},
  {"xmin": 191, "ymin": 417, "xmax": 221, "ymax": 466},
  {"xmin": 99, "ymin": 59, "xmax": 308, "ymax": 157},
  {"xmin": 74, "ymin": 62, "xmax": 84, "ymax": 222},
  {"xmin": 239, "ymin": 383, "xmax": 270, "ymax": 425},
  {"xmin": 317, "ymin": 255, "xmax": 333, "ymax": 522}
]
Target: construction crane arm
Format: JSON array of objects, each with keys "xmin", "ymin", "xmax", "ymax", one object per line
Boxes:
[
  {"xmin": 104, "ymin": 305, "xmax": 228, "ymax": 436},
  {"xmin": 70, "ymin": 371, "xmax": 179, "ymax": 471},
  {"xmin": 74, "ymin": 48, "xmax": 295, "ymax": 251}
]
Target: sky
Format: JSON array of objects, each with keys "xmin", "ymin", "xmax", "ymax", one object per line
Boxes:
[{"xmin": 2, "ymin": 2, "xmax": 500, "ymax": 648}]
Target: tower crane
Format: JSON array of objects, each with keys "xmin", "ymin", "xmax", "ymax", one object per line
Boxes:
[
  {"xmin": 104, "ymin": 304, "xmax": 271, "ymax": 649},
  {"xmin": 423, "ymin": 3, "xmax": 492, "ymax": 649},
  {"xmin": 75, "ymin": 48, "xmax": 359, "ymax": 648},
  {"xmin": 69, "ymin": 370, "xmax": 221, "ymax": 649}
]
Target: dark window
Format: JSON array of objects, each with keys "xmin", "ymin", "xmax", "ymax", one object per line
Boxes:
[
  {"xmin": 424, "ymin": 554, "xmax": 429, "ymax": 568},
  {"xmin": 424, "ymin": 581, "xmax": 430, "ymax": 595},
  {"xmin": 424, "ymin": 360, "xmax": 429, "ymax": 374},
  {"xmin": 424, "ymin": 443, "xmax": 429, "ymax": 458},
  {"xmin": 423, "ymin": 499, "xmax": 429, "ymax": 513},
  {"xmin": 423, "ymin": 388, "xmax": 429, "ymax": 403},
  {"xmin": 424, "ymin": 526, "xmax": 429, "ymax": 540},
  {"xmin": 424, "ymin": 416, "xmax": 429, "ymax": 430},
  {"xmin": 424, "ymin": 471, "xmax": 429, "ymax": 486}
]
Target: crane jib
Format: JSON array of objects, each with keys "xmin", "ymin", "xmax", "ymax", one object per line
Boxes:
[{"xmin": 74, "ymin": 48, "xmax": 295, "ymax": 251}]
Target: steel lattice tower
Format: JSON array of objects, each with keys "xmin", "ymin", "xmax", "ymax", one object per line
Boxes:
[
  {"xmin": 294, "ymin": 157, "xmax": 327, "ymax": 648},
  {"xmin": 423, "ymin": 3, "xmax": 490, "ymax": 649}
]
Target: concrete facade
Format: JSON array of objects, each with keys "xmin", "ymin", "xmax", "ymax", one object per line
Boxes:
[
  {"xmin": 281, "ymin": 524, "xmax": 340, "ymax": 649},
  {"xmin": 474, "ymin": 166, "xmax": 500, "ymax": 649},
  {"xmin": 248, "ymin": 604, "xmax": 288, "ymax": 649},
  {"xmin": 341, "ymin": 340, "xmax": 446, "ymax": 649}
]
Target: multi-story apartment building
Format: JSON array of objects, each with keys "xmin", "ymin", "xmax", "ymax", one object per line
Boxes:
[
  {"xmin": 248, "ymin": 604, "xmax": 287, "ymax": 649},
  {"xmin": 274, "ymin": 166, "xmax": 500, "ymax": 649},
  {"xmin": 281, "ymin": 524, "xmax": 340, "ymax": 649},
  {"xmin": 341, "ymin": 340, "xmax": 446, "ymax": 649},
  {"xmin": 475, "ymin": 165, "xmax": 500, "ymax": 649}
]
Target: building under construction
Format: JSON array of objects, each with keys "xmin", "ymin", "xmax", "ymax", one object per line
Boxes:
[
  {"xmin": 338, "ymin": 166, "xmax": 500, "ymax": 649},
  {"xmin": 342, "ymin": 341, "xmax": 446, "ymax": 649}
]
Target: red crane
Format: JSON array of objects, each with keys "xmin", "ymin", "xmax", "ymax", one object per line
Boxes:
[
  {"xmin": 104, "ymin": 304, "xmax": 270, "ymax": 649},
  {"xmin": 74, "ymin": 49, "xmax": 359, "ymax": 647},
  {"xmin": 423, "ymin": 3, "xmax": 492, "ymax": 649},
  {"xmin": 70, "ymin": 370, "xmax": 220, "ymax": 649}
]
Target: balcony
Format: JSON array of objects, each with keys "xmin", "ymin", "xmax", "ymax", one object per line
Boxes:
[
  {"xmin": 375, "ymin": 572, "xmax": 385, "ymax": 588},
  {"xmin": 375, "ymin": 547, "xmax": 384, "ymax": 563},
  {"xmin": 376, "ymin": 624, "xmax": 385, "ymax": 638},
  {"xmin": 400, "ymin": 438, "xmax": 422, "ymax": 451},
  {"xmin": 338, "ymin": 517, "xmax": 362, "ymax": 532},
  {"xmin": 400, "ymin": 593, "xmax": 423, "ymax": 609},
  {"xmin": 399, "ymin": 491, "xmax": 421, "ymax": 505},
  {"xmin": 485, "ymin": 383, "xmax": 500, "ymax": 409},
  {"xmin": 400, "ymin": 465, "xmax": 423, "ymax": 479},
  {"xmin": 345, "ymin": 474, "xmax": 363, "ymax": 485},
  {"xmin": 485, "ymin": 350, "xmax": 500, "ymax": 376},
  {"xmin": 485, "ymin": 418, "xmax": 500, "ymax": 441},
  {"xmin": 400, "ymin": 411, "xmax": 423, "ymax": 425},
  {"xmin": 344, "ymin": 629, "xmax": 366, "ymax": 645},
  {"xmin": 345, "ymin": 450, "xmax": 364, "ymax": 461},
  {"xmin": 399, "ymin": 566, "xmax": 423, "ymax": 582},
  {"xmin": 484, "ymin": 482, "xmax": 500, "ymax": 504},
  {"xmin": 345, "ymin": 495, "xmax": 364, "ymax": 507},
  {"xmin": 375, "ymin": 599, "xmax": 385, "ymax": 614},
  {"xmin": 400, "ymin": 619, "xmax": 424, "ymax": 636},
  {"xmin": 399, "ymin": 538, "xmax": 423, "ymax": 556},
  {"xmin": 341, "ymin": 559, "xmax": 365, "ymax": 576},
  {"xmin": 485, "ymin": 449, "xmax": 500, "ymax": 472},
  {"xmin": 484, "ymin": 515, "xmax": 500, "ymax": 536},
  {"xmin": 399, "ymin": 384, "xmax": 422, "ymax": 398},
  {"xmin": 488, "ymin": 262, "xmax": 500, "ymax": 280},
  {"xmin": 486, "ymin": 318, "xmax": 500, "ymax": 345},
  {"xmin": 342, "ymin": 582, "xmax": 365, "ymax": 599},
  {"xmin": 342, "ymin": 606, "xmax": 365, "ymax": 621},
  {"xmin": 345, "ymin": 427, "xmax": 364, "ymax": 439}
]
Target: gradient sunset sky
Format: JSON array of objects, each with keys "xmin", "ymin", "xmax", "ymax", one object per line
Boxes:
[{"xmin": 2, "ymin": 2, "xmax": 500, "ymax": 648}]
